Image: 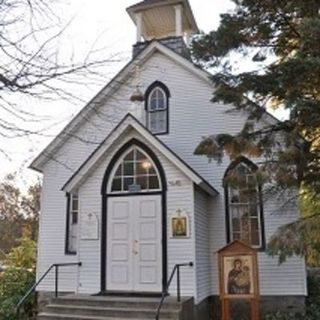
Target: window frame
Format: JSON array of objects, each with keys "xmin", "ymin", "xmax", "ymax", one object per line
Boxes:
[
  {"xmin": 224, "ymin": 158, "xmax": 266, "ymax": 251},
  {"xmin": 65, "ymin": 193, "xmax": 79, "ymax": 255},
  {"xmin": 108, "ymin": 146, "xmax": 162, "ymax": 195},
  {"xmin": 145, "ymin": 81, "xmax": 170, "ymax": 135}
]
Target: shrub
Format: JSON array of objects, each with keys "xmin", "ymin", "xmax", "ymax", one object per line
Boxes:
[
  {"xmin": 0, "ymin": 233, "xmax": 37, "ymax": 319},
  {"xmin": 0, "ymin": 268, "xmax": 36, "ymax": 319},
  {"xmin": 266, "ymin": 275, "xmax": 320, "ymax": 320}
]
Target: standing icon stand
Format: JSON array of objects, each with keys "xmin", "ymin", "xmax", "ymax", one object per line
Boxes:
[{"xmin": 217, "ymin": 240, "xmax": 260, "ymax": 320}]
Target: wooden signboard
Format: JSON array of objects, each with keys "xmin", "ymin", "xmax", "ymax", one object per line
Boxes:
[
  {"xmin": 217, "ymin": 240, "xmax": 260, "ymax": 320},
  {"xmin": 81, "ymin": 213, "xmax": 99, "ymax": 240}
]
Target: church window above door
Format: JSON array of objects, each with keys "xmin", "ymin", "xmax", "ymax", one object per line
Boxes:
[
  {"xmin": 145, "ymin": 81, "xmax": 170, "ymax": 134},
  {"xmin": 110, "ymin": 146, "xmax": 161, "ymax": 193}
]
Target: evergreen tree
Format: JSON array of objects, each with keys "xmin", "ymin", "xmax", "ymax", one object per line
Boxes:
[{"xmin": 192, "ymin": 0, "xmax": 320, "ymax": 262}]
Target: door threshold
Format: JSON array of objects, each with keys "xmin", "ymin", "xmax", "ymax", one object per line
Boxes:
[{"xmin": 97, "ymin": 291, "xmax": 163, "ymax": 297}]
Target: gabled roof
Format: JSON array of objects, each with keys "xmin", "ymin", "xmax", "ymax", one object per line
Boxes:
[
  {"xmin": 62, "ymin": 114, "xmax": 219, "ymax": 196},
  {"xmin": 217, "ymin": 240, "xmax": 257, "ymax": 254},
  {"xmin": 30, "ymin": 40, "xmax": 214, "ymax": 173}
]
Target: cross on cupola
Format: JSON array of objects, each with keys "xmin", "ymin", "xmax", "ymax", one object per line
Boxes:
[{"xmin": 127, "ymin": 0, "xmax": 199, "ymax": 44}]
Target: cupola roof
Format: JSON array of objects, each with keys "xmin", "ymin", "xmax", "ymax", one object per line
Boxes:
[{"xmin": 127, "ymin": 0, "xmax": 199, "ymax": 41}]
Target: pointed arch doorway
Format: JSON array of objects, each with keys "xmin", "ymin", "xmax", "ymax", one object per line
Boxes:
[{"xmin": 101, "ymin": 139, "xmax": 167, "ymax": 293}]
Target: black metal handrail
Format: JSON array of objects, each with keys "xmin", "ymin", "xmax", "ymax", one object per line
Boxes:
[
  {"xmin": 155, "ymin": 262, "xmax": 193, "ymax": 320},
  {"xmin": 16, "ymin": 262, "xmax": 82, "ymax": 319}
]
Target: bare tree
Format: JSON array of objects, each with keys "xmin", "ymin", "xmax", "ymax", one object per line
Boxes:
[{"xmin": 0, "ymin": 0, "xmax": 123, "ymax": 156}]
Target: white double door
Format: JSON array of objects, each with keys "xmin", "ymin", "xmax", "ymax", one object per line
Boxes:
[{"xmin": 107, "ymin": 195, "xmax": 162, "ymax": 292}]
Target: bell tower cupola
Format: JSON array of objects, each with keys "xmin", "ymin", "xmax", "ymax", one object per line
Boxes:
[{"xmin": 127, "ymin": 0, "xmax": 199, "ymax": 57}]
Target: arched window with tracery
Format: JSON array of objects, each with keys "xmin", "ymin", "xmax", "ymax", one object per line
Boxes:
[
  {"xmin": 109, "ymin": 146, "xmax": 161, "ymax": 193},
  {"xmin": 145, "ymin": 81, "xmax": 170, "ymax": 134},
  {"xmin": 224, "ymin": 158, "xmax": 265, "ymax": 249}
]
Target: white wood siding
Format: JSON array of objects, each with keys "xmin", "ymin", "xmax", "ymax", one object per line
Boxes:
[
  {"xmin": 77, "ymin": 131, "xmax": 196, "ymax": 296},
  {"xmin": 36, "ymin": 160, "xmax": 78, "ymax": 292},
  {"xmin": 208, "ymin": 189, "xmax": 307, "ymax": 296},
  {"xmin": 194, "ymin": 187, "xmax": 211, "ymax": 303},
  {"xmin": 36, "ymin": 75, "xmax": 134, "ymax": 291},
  {"xmin": 37, "ymin": 49, "xmax": 306, "ymax": 296},
  {"xmin": 140, "ymin": 52, "xmax": 306, "ymax": 296}
]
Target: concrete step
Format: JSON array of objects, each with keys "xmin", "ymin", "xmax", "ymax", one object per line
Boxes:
[
  {"xmin": 43, "ymin": 304, "xmax": 179, "ymax": 319},
  {"xmin": 51, "ymin": 295, "xmax": 181, "ymax": 310},
  {"xmin": 38, "ymin": 314, "xmax": 172, "ymax": 320},
  {"xmin": 37, "ymin": 295, "xmax": 194, "ymax": 320}
]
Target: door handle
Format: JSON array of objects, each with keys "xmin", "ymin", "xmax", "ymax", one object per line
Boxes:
[{"xmin": 133, "ymin": 240, "xmax": 139, "ymax": 255}]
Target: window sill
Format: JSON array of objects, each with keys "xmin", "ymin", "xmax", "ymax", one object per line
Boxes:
[
  {"xmin": 152, "ymin": 131, "xmax": 169, "ymax": 136},
  {"xmin": 65, "ymin": 251, "xmax": 77, "ymax": 256}
]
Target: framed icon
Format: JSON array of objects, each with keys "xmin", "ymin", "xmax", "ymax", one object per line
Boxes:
[
  {"xmin": 170, "ymin": 209, "xmax": 190, "ymax": 238},
  {"xmin": 223, "ymin": 255, "xmax": 254, "ymax": 297},
  {"xmin": 218, "ymin": 240, "xmax": 259, "ymax": 300}
]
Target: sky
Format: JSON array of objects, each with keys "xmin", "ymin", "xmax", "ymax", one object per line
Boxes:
[
  {"xmin": 0, "ymin": 0, "xmax": 237, "ymax": 186},
  {"xmin": 3, "ymin": 0, "xmax": 282, "ymax": 187}
]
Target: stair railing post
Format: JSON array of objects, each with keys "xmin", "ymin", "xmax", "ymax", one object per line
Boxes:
[
  {"xmin": 177, "ymin": 264, "xmax": 181, "ymax": 302},
  {"xmin": 155, "ymin": 262, "xmax": 193, "ymax": 320},
  {"xmin": 55, "ymin": 265, "xmax": 59, "ymax": 298},
  {"xmin": 16, "ymin": 262, "xmax": 81, "ymax": 319}
]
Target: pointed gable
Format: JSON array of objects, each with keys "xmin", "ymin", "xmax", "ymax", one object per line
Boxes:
[
  {"xmin": 30, "ymin": 41, "xmax": 214, "ymax": 173},
  {"xmin": 62, "ymin": 114, "xmax": 219, "ymax": 196}
]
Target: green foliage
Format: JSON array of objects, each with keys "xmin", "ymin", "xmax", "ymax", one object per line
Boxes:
[
  {"xmin": 265, "ymin": 312, "xmax": 299, "ymax": 320},
  {"xmin": 192, "ymin": 0, "xmax": 320, "ymax": 193},
  {"xmin": 300, "ymin": 189, "xmax": 320, "ymax": 266},
  {"xmin": 0, "ymin": 174, "xmax": 40, "ymax": 255},
  {"xmin": 0, "ymin": 268, "xmax": 36, "ymax": 320},
  {"xmin": 5, "ymin": 231, "xmax": 37, "ymax": 270},
  {"xmin": 0, "ymin": 234, "xmax": 37, "ymax": 320},
  {"xmin": 267, "ymin": 187, "xmax": 320, "ymax": 265},
  {"xmin": 0, "ymin": 175, "xmax": 40, "ymax": 318},
  {"xmin": 267, "ymin": 218, "xmax": 307, "ymax": 264}
]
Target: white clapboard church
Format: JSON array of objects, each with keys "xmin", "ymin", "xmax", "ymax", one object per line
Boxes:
[{"xmin": 30, "ymin": 0, "xmax": 307, "ymax": 319}]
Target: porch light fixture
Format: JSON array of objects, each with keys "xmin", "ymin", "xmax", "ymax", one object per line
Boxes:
[
  {"xmin": 142, "ymin": 160, "xmax": 152, "ymax": 170},
  {"xmin": 130, "ymin": 65, "xmax": 144, "ymax": 102},
  {"xmin": 130, "ymin": 85, "xmax": 145, "ymax": 102}
]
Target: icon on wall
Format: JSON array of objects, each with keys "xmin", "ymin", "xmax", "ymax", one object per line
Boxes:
[{"xmin": 170, "ymin": 209, "xmax": 189, "ymax": 238}]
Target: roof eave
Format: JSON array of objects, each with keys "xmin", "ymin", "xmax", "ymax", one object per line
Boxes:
[
  {"xmin": 28, "ymin": 162, "xmax": 43, "ymax": 173},
  {"xmin": 198, "ymin": 181, "xmax": 219, "ymax": 197}
]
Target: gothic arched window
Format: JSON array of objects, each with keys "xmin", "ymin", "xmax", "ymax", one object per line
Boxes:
[
  {"xmin": 109, "ymin": 146, "xmax": 161, "ymax": 193},
  {"xmin": 145, "ymin": 82, "xmax": 170, "ymax": 134},
  {"xmin": 224, "ymin": 158, "xmax": 265, "ymax": 249}
]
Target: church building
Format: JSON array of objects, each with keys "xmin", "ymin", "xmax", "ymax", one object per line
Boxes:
[{"xmin": 31, "ymin": 1, "xmax": 307, "ymax": 319}]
